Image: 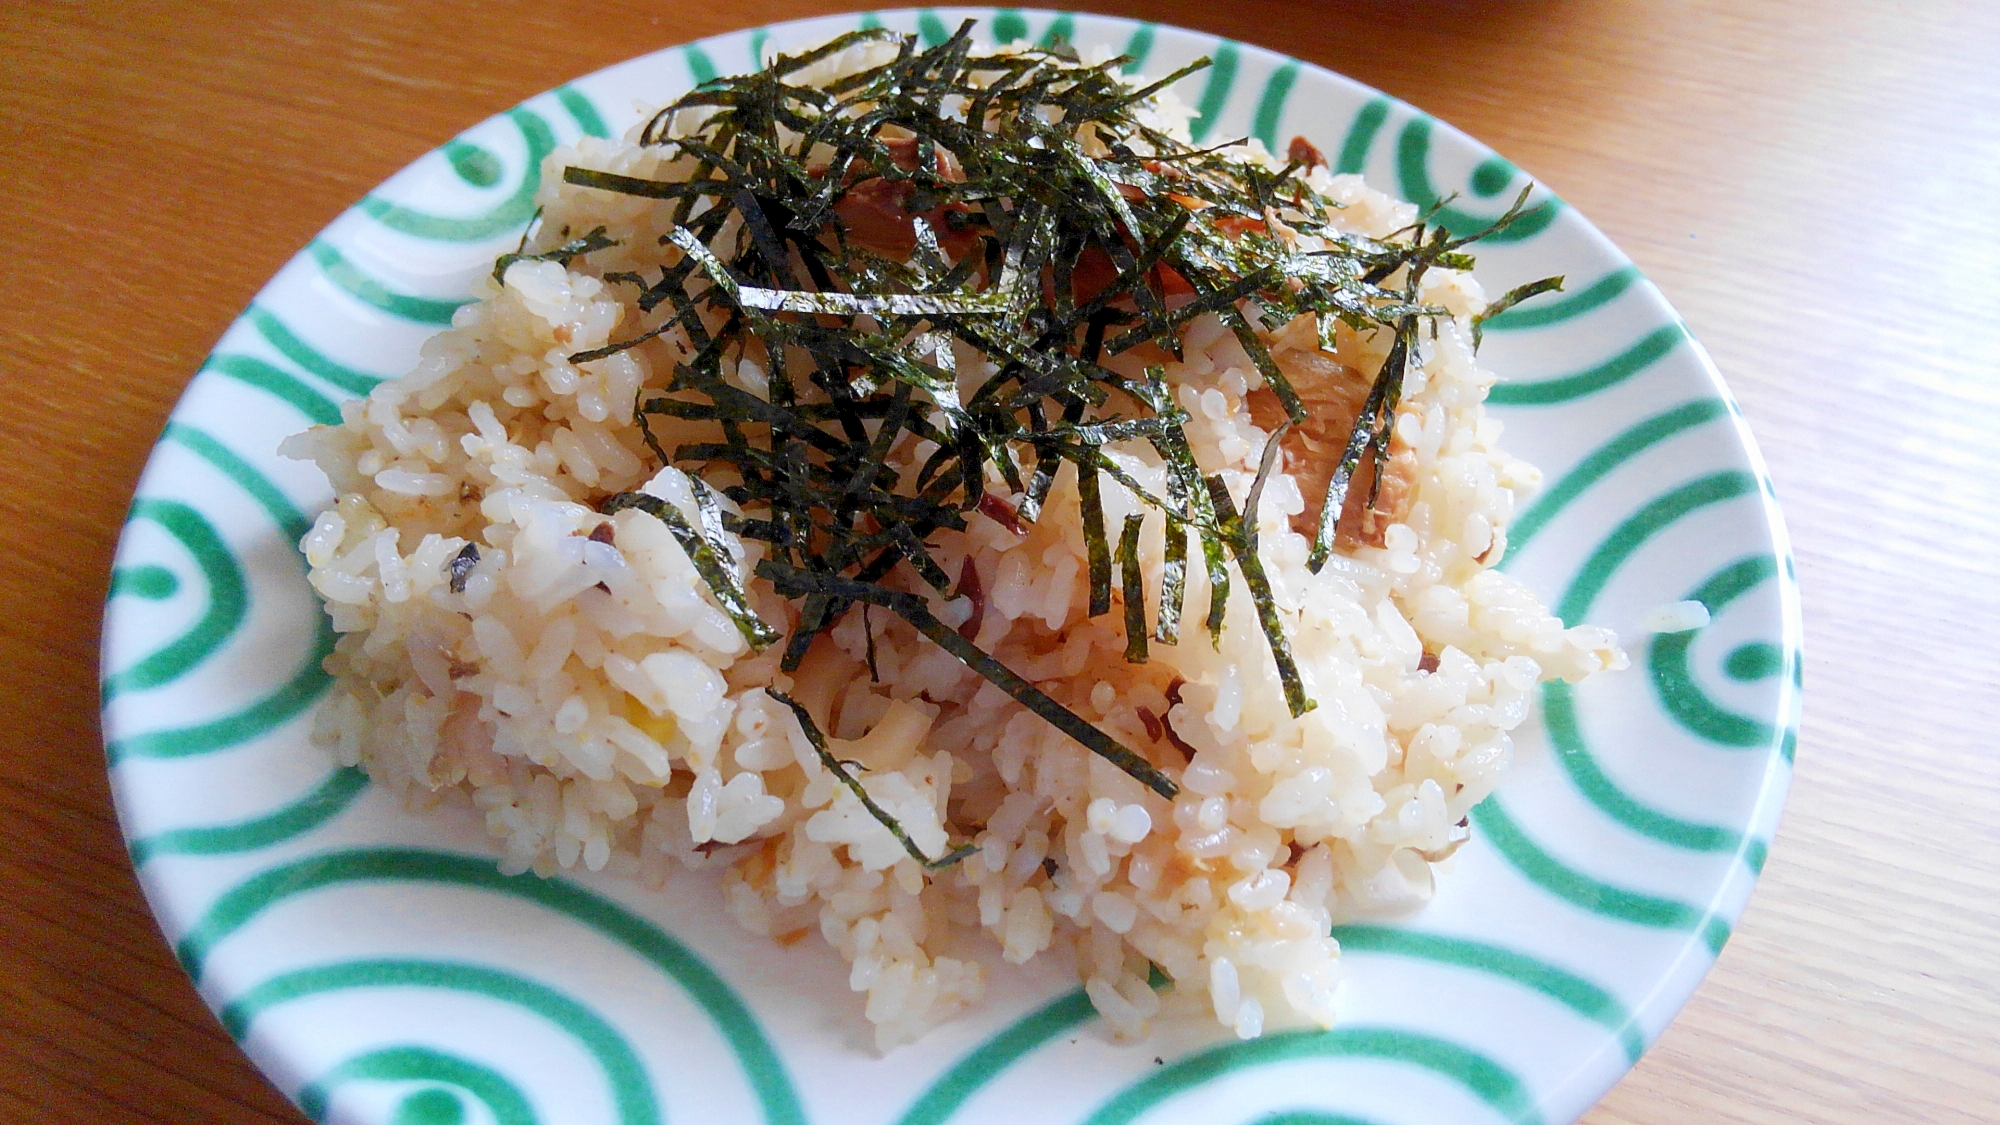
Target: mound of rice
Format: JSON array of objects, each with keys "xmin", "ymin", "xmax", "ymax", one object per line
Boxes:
[{"xmin": 283, "ymin": 40, "xmax": 1625, "ymax": 1050}]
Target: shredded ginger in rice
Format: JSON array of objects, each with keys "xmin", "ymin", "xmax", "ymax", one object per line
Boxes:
[{"xmin": 283, "ymin": 27, "xmax": 1626, "ymax": 1051}]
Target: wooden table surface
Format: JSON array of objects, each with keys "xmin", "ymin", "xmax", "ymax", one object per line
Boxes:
[{"xmin": 4, "ymin": 1, "xmax": 1996, "ymax": 1121}]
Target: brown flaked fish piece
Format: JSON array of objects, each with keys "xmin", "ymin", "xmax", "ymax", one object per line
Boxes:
[
  {"xmin": 830, "ymin": 176, "xmax": 980, "ymax": 262},
  {"xmin": 1063, "ymin": 243, "xmax": 1197, "ymax": 307},
  {"xmin": 1245, "ymin": 343, "xmax": 1416, "ymax": 550},
  {"xmin": 976, "ymin": 492, "xmax": 1027, "ymax": 537},
  {"xmin": 826, "ymin": 134, "xmax": 980, "ymax": 263},
  {"xmin": 954, "ymin": 555, "xmax": 986, "ymax": 642}
]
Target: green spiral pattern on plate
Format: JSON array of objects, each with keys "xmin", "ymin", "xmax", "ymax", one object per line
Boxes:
[
  {"xmin": 1503, "ymin": 399, "xmax": 1731, "ymax": 565},
  {"xmin": 1487, "ymin": 325, "xmax": 1689, "ymax": 407},
  {"xmin": 1540, "ymin": 680, "xmax": 1741, "ymax": 854},
  {"xmin": 1251, "ymin": 60, "xmax": 1300, "ymax": 153},
  {"xmin": 893, "ymin": 988, "xmax": 1100, "ymax": 1125},
  {"xmin": 686, "ymin": 43, "xmax": 720, "ymax": 84},
  {"xmin": 893, "ymin": 920, "xmax": 1643, "ymax": 1125},
  {"xmin": 1118, "ymin": 22, "xmax": 1154, "ymax": 73},
  {"xmin": 1081, "ymin": 1028, "xmax": 1541, "ymax": 1125},
  {"xmin": 1246, "ymin": 1115, "xmax": 1383, "ymax": 1125},
  {"xmin": 297, "ymin": 1046, "xmax": 537, "ymax": 1125},
  {"xmin": 1647, "ymin": 554, "xmax": 1794, "ymax": 749},
  {"xmin": 1519, "ymin": 466, "xmax": 1794, "ymax": 858},
  {"xmin": 1336, "ymin": 98, "xmax": 1391, "ymax": 176},
  {"xmin": 1187, "ymin": 40, "xmax": 1240, "ymax": 143},
  {"xmin": 919, "ymin": 11, "xmax": 953, "ymax": 48},
  {"xmin": 180, "ymin": 847, "xmax": 805, "ymax": 1125},
  {"xmin": 201, "ymin": 354, "xmax": 344, "ymax": 425},
  {"xmin": 128, "ymin": 766, "xmax": 368, "ymax": 865},
  {"xmin": 106, "ymin": 422, "xmax": 334, "ymax": 762},
  {"xmin": 224, "ymin": 959, "xmax": 660, "ymax": 1125},
  {"xmin": 245, "ymin": 304, "xmax": 387, "ymax": 395},
  {"xmin": 990, "ymin": 9, "xmax": 1030, "ymax": 43},
  {"xmin": 358, "ymin": 108, "xmax": 555, "ymax": 242},
  {"xmin": 102, "ymin": 10, "xmax": 1799, "ymax": 1125},
  {"xmin": 1329, "ymin": 926, "xmax": 1645, "ymax": 1065},
  {"xmin": 1483, "ymin": 266, "xmax": 1642, "ymax": 333},
  {"xmin": 1469, "ymin": 797, "xmax": 1732, "ymax": 955},
  {"xmin": 103, "ymin": 498, "xmax": 247, "ymax": 701},
  {"xmin": 557, "ymin": 86, "xmax": 613, "ymax": 139},
  {"xmin": 108, "ymin": 564, "xmax": 179, "ymax": 600},
  {"xmin": 1394, "ymin": 117, "xmax": 1559, "ymax": 243},
  {"xmin": 311, "ymin": 240, "xmax": 472, "ymax": 325}
]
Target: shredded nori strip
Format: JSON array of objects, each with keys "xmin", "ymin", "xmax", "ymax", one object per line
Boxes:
[
  {"xmin": 599, "ymin": 491, "xmax": 780, "ymax": 649},
  {"xmin": 447, "ymin": 542, "xmax": 479, "ymax": 594},
  {"xmin": 1472, "ymin": 275, "xmax": 1566, "ymax": 347},
  {"xmin": 492, "ymin": 225, "xmax": 618, "ymax": 285},
  {"xmin": 862, "ymin": 603, "xmax": 881, "ymax": 683},
  {"xmin": 1119, "ymin": 512, "xmax": 1149, "ymax": 664},
  {"xmin": 760, "ymin": 561, "xmax": 1178, "ymax": 799},
  {"xmin": 768, "ymin": 690, "xmax": 976, "ymax": 870},
  {"xmin": 1307, "ymin": 318, "xmax": 1409, "ymax": 573},
  {"xmin": 532, "ymin": 21, "xmax": 1548, "ymax": 855},
  {"xmin": 1078, "ymin": 455, "xmax": 1113, "ymax": 618}
]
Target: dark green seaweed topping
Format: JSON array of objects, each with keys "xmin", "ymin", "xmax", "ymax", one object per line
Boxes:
[
  {"xmin": 1302, "ymin": 187, "xmax": 1549, "ymax": 573},
  {"xmin": 768, "ymin": 690, "xmax": 977, "ymax": 869},
  {"xmin": 1308, "ymin": 318, "xmax": 1409, "ymax": 574},
  {"xmin": 447, "ymin": 542, "xmax": 480, "ymax": 594},
  {"xmin": 760, "ymin": 560, "xmax": 1178, "ymax": 799},
  {"xmin": 1209, "ymin": 459, "xmax": 1314, "ymax": 718},
  {"xmin": 599, "ymin": 490, "xmax": 781, "ymax": 649},
  {"xmin": 1472, "ymin": 274, "xmax": 1566, "ymax": 347},
  {"xmin": 1118, "ymin": 512, "xmax": 1149, "ymax": 664},
  {"xmin": 492, "ymin": 224, "xmax": 619, "ymax": 285},
  {"xmin": 1078, "ymin": 454, "xmax": 1113, "ymax": 618},
  {"xmin": 545, "ymin": 21, "xmax": 1545, "ymax": 851}
]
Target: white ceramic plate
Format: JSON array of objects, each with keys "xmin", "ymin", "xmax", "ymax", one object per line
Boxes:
[{"xmin": 103, "ymin": 9, "xmax": 1802, "ymax": 1125}]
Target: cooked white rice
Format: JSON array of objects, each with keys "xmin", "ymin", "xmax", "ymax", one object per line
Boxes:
[{"xmin": 283, "ymin": 39, "xmax": 1625, "ymax": 1051}]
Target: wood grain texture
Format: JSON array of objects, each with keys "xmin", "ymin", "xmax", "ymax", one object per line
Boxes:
[{"xmin": 3, "ymin": 1, "xmax": 1995, "ymax": 1121}]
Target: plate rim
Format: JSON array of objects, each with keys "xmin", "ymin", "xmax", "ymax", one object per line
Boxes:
[{"xmin": 100, "ymin": 9, "xmax": 1804, "ymax": 1125}]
